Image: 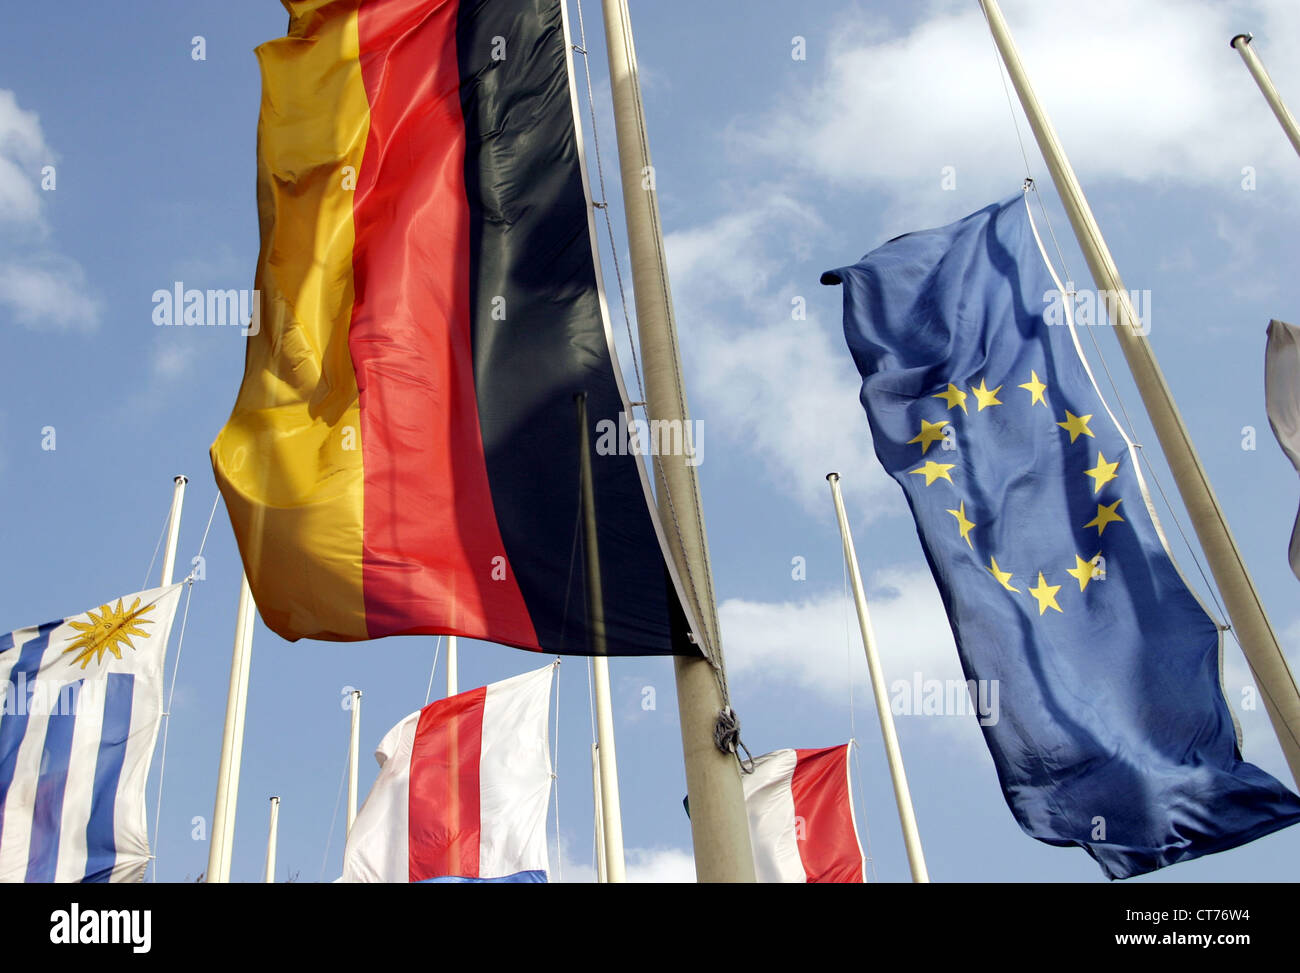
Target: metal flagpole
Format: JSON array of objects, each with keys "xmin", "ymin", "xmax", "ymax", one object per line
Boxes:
[
  {"xmin": 981, "ymin": 0, "xmax": 1300, "ymax": 786},
  {"xmin": 575, "ymin": 393, "xmax": 627, "ymax": 881},
  {"xmin": 347, "ymin": 690, "xmax": 362, "ymax": 834},
  {"xmin": 160, "ymin": 474, "xmax": 188, "ymax": 587},
  {"xmin": 264, "ymin": 796, "xmax": 280, "ymax": 884},
  {"xmin": 591, "ymin": 741, "xmax": 608, "ymax": 882},
  {"xmin": 827, "ymin": 474, "xmax": 930, "ymax": 883},
  {"xmin": 207, "ymin": 571, "xmax": 256, "ymax": 882},
  {"xmin": 1231, "ymin": 34, "xmax": 1300, "ymax": 160},
  {"xmin": 446, "ymin": 636, "xmax": 458, "ymax": 697},
  {"xmin": 600, "ymin": 0, "xmax": 755, "ymax": 882}
]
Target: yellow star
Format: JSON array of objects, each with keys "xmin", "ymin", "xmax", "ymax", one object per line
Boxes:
[
  {"xmin": 1028, "ymin": 572, "xmax": 1063, "ymax": 615},
  {"xmin": 1018, "ymin": 370, "xmax": 1048, "ymax": 407},
  {"xmin": 933, "ymin": 383, "xmax": 968, "ymax": 414},
  {"xmin": 971, "ymin": 378, "xmax": 1003, "ymax": 411},
  {"xmin": 987, "ymin": 557, "xmax": 1020, "ymax": 593},
  {"xmin": 909, "ymin": 461, "xmax": 956, "ymax": 486},
  {"xmin": 1084, "ymin": 499, "xmax": 1125, "ymax": 535},
  {"xmin": 1066, "ymin": 553, "xmax": 1101, "ymax": 592},
  {"xmin": 1084, "ymin": 451, "xmax": 1120, "ymax": 494},
  {"xmin": 907, "ymin": 418, "xmax": 949, "ymax": 455},
  {"xmin": 946, "ymin": 500, "xmax": 977, "ymax": 548},
  {"xmin": 1057, "ymin": 410, "xmax": 1095, "ymax": 443}
]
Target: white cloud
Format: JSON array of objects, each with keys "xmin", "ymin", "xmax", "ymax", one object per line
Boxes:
[
  {"xmin": 556, "ymin": 841, "xmax": 695, "ymax": 883},
  {"xmin": 0, "ymin": 257, "xmax": 100, "ymax": 331},
  {"xmin": 625, "ymin": 846, "xmax": 696, "ymax": 882},
  {"xmin": 151, "ymin": 343, "xmax": 200, "ymax": 381},
  {"xmin": 722, "ymin": 566, "xmax": 961, "ymax": 691},
  {"xmin": 0, "ymin": 89, "xmax": 48, "ymax": 226},
  {"xmin": 664, "ymin": 194, "xmax": 896, "ymax": 517},
  {"xmin": 720, "ymin": 567, "xmax": 993, "ymax": 755},
  {"xmin": 734, "ymin": 0, "xmax": 1300, "ymax": 229},
  {"xmin": 0, "ymin": 89, "xmax": 100, "ymax": 332}
]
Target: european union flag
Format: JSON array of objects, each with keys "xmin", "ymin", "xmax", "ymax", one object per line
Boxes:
[{"xmin": 822, "ymin": 193, "xmax": 1300, "ymax": 879}]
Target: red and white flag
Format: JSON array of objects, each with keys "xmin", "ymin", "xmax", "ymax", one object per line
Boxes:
[
  {"xmin": 743, "ymin": 744, "xmax": 865, "ymax": 883},
  {"xmin": 341, "ymin": 664, "xmax": 555, "ymax": 883}
]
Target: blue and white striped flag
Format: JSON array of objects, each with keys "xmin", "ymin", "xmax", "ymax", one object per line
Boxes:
[{"xmin": 0, "ymin": 583, "xmax": 182, "ymax": 883}]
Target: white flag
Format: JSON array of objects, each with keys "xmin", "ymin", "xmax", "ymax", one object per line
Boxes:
[
  {"xmin": 342, "ymin": 664, "xmax": 554, "ymax": 883},
  {"xmin": 1266, "ymin": 319, "xmax": 1300, "ymax": 581},
  {"xmin": 0, "ymin": 584, "xmax": 183, "ymax": 882}
]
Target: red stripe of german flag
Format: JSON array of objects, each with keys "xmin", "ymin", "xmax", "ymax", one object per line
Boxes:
[{"xmin": 211, "ymin": 0, "xmax": 694, "ymax": 656}]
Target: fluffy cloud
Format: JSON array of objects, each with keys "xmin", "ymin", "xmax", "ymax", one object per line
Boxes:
[
  {"xmin": 0, "ymin": 256, "xmax": 100, "ymax": 331},
  {"xmin": 557, "ymin": 842, "xmax": 696, "ymax": 883},
  {"xmin": 733, "ymin": 0, "xmax": 1300, "ymax": 230},
  {"xmin": 664, "ymin": 193, "xmax": 895, "ymax": 518},
  {"xmin": 719, "ymin": 566, "xmax": 996, "ymax": 756},
  {"xmin": 0, "ymin": 89, "xmax": 101, "ymax": 331}
]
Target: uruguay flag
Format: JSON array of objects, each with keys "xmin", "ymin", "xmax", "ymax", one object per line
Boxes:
[
  {"xmin": 0, "ymin": 584, "xmax": 183, "ymax": 883},
  {"xmin": 342, "ymin": 664, "xmax": 555, "ymax": 883},
  {"xmin": 823, "ymin": 193, "xmax": 1300, "ymax": 879},
  {"xmin": 744, "ymin": 745, "xmax": 865, "ymax": 883}
]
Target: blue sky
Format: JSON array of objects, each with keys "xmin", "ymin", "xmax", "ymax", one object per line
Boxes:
[{"xmin": 3, "ymin": 0, "xmax": 1300, "ymax": 883}]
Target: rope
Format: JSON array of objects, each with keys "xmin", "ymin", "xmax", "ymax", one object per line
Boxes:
[
  {"xmin": 843, "ymin": 540, "xmax": 858, "ymax": 747},
  {"xmin": 712, "ymin": 706, "xmax": 753, "ymax": 772},
  {"xmin": 574, "ymin": 0, "xmax": 645, "ymax": 399},
  {"xmin": 140, "ymin": 506, "xmax": 170, "ymax": 591},
  {"xmin": 318, "ymin": 741, "xmax": 350, "ymax": 883},
  {"xmin": 572, "ymin": 0, "xmax": 742, "ymax": 765},
  {"xmin": 850, "ymin": 739, "xmax": 879, "ymax": 883},
  {"xmin": 149, "ymin": 491, "xmax": 220, "ymax": 882},
  {"xmin": 841, "ymin": 531, "xmax": 877, "ymax": 879},
  {"xmin": 423, "ymin": 635, "xmax": 444, "ymax": 706},
  {"xmin": 149, "ymin": 577, "xmax": 196, "ymax": 882}
]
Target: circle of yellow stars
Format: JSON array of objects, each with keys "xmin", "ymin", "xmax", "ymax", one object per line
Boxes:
[{"xmin": 906, "ymin": 370, "xmax": 1128, "ymax": 616}]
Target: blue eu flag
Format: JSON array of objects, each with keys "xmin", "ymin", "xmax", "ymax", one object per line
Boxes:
[{"xmin": 822, "ymin": 193, "xmax": 1300, "ymax": 879}]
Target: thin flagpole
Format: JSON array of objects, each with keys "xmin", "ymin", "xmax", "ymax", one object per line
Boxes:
[
  {"xmin": 1231, "ymin": 34, "xmax": 1300, "ymax": 160},
  {"xmin": 575, "ymin": 393, "xmax": 627, "ymax": 881},
  {"xmin": 347, "ymin": 690, "xmax": 362, "ymax": 834},
  {"xmin": 159, "ymin": 475, "xmax": 188, "ymax": 587},
  {"xmin": 207, "ymin": 571, "xmax": 256, "ymax": 883},
  {"xmin": 827, "ymin": 474, "xmax": 929, "ymax": 883},
  {"xmin": 264, "ymin": 796, "xmax": 280, "ymax": 884},
  {"xmin": 981, "ymin": 0, "xmax": 1300, "ymax": 786}
]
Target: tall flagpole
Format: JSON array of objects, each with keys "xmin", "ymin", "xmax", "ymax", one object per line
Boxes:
[
  {"xmin": 1231, "ymin": 34, "xmax": 1300, "ymax": 160},
  {"xmin": 160, "ymin": 474, "xmax": 188, "ymax": 587},
  {"xmin": 264, "ymin": 796, "xmax": 280, "ymax": 884},
  {"xmin": 446, "ymin": 636, "xmax": 458, "ymax": 697},
  {"xmin": 347, "ymin": 689, "xmax": 362, "ymax": 834},
  {"xmin": 600, "ymin": 0, "xmax": 756, "ymax": 883},
  {"xmin": 981, "ymin": 0, "xmax": 1300, "ymax": 786},
  {"xmin": 576, "ymin": 393, "xmax": 627, "ymax": 881},
  {"xmin": 208, "ymin": 571, "xmax": 256, "ymax": 882},
  {"xmin": 827, "ymin": 474, "xmax": 930, "ymax": 883}
]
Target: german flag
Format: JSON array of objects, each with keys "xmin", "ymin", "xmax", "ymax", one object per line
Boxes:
[{"xmin": 211, "ymin": 0, "xmax": 697, "ymax": 656}]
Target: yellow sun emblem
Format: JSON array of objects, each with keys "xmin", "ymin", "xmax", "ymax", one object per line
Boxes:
[{"xmin": 63, "ymin": 598, "xmax": 156, "ymax": 669}]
